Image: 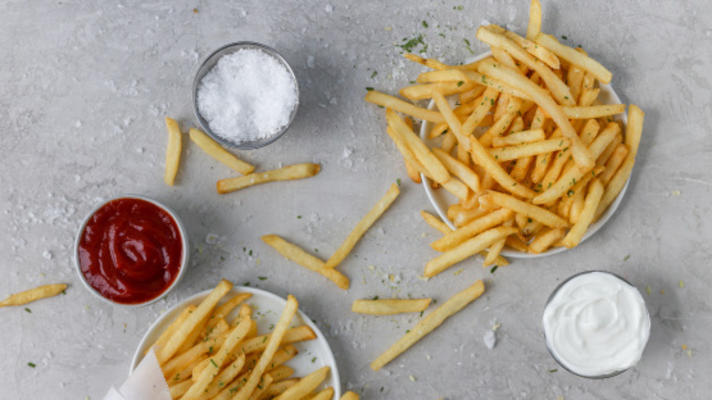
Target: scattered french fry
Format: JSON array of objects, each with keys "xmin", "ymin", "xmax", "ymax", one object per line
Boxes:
[
  {"xmin": 325, "ymin": 183, "xmax": 400, "ymax": 269},
  {"xmin": 352, "ymin": 298, "xmax": 432, "ymax": 315},
  {"xmin": 188, "ymin": 128, "xmax": 254, "ymax": 175},
  {"xmin": 0, "ymin": 283, "xmax": 67, "ymax": 307},
  {"xmin": 164, "ymin": 117, "xmax": 183, "ymax": 186},
  {"xmin": 371, "ymin": 280, "xmax": 486, "ymax": 370},
  {"xmin": 216, "ymin": 163, "xmax": 320, "ymax": 194},
  {"xmin": 534, "ymin": 33, "xmax": 613, "ymax": 84}
]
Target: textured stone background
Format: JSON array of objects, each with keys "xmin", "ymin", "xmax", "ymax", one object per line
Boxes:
[{"xmin": 1, "ymin": 0, "xmax": 710, "ymax": 399}]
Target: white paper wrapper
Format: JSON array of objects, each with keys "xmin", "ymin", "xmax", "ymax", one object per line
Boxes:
[{"xmin": 103, "ymin": 349, "xmax": 171, "ymax": 400}]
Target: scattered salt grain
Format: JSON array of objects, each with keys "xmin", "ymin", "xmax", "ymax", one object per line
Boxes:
[
  {"xmin": 197, "ymin": 48, "xmax": 298, "ymax": 144},
  {"xmin": 483, "ymin": 330, "xmax": 497, "ymax": 349},
  {"xmin": 42, "ymin": 250, "xmax": 53, "ymax": 260}
]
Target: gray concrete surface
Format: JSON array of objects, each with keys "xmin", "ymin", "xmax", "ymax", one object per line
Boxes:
[{"xmin": 1, "ymin": 0, "xmax": 711, "ymax": 398}]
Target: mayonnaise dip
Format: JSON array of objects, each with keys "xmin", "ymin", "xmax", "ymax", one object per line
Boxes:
[{"xmin": 542, "ymin": 271, "xmax": 651, "ymax": 377}]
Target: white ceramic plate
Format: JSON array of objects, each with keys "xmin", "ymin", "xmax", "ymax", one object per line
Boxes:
[
  {"xmin": 131, "ymin": 286, "xmax": 341, "ymax": 398},
  {"xmin": 420, "ymin": 52, "xmax": 630, "ymax": 258}
]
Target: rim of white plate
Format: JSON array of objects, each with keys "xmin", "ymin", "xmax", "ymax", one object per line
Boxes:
[
  {"xmin": 419, "ymin": 51, "xmax": 630, "ymax": 258},
  {"xmin": 130, "ymin": 286, "xmax": 341, "ymax": 398}
]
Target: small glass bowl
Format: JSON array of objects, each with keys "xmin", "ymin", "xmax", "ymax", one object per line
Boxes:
[
  {"xmin": 542, "ymin": 270, "xmax": 651, "ymax": 379},
  {"xmin": 192, "ymin": 41, "xmax": 300, "ymax": 150},
  {"xmin": 74, "ymin": 195, "xmax": 190, "ymax": 307}
]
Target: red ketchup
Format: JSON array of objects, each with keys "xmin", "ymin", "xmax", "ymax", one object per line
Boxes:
[{"xmin": 78, "ymin": 198, "xmax": 183, "ymax": 304}]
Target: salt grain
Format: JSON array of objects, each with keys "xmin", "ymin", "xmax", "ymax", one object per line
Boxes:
[{"xmin": 197, "ymin": 48, "xmax": 298, "ymax": 144}]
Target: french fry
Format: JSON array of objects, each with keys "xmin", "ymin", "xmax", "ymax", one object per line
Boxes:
[
  {"xmin": 324, "ymin": 183, "xmax": 400, "ymax": 269},
  {"xmin": 599, "ymin": 144, "xmax": 629, "ymax": 185},
  {"xmin": 387, "ymin": 110, "xmax": 450, "ymax": 183},
  {"xmin": 424, "ymin": 226, "xmax": 518, "ymax": 277},
  {"xmin": 307, "ymin": 387, "xmax": 335, "ymax": 400},
  {"xmin": 0, "ymin": 283, "xmax": 67, "ymax": 307},
  {"xmin": 459, "ymin": 85, "xmax": 486, "ymax": 103},
  {"xmin": 579, "ymin": 119, "xmax": 601, "ymax": 146},
  {"xmin": 232, "ymin": 295, "xmax": 299, "ymax": 400},
  {"xmin": 248, "ymin": 374, "xmax": 274, "ymax": 400},
  {"xmin": 506, "ymin": 236, "xmax": 529, "ymax": 252},
  {"xmin": 188, "ymin": 128, "xmax": 254, "ymax": 175},
  {"xmin": 562, "ymin": 179, "xmax": 604, "ymax": 247},
  {"xmin": 625, "ymin": 104, "xmax": 645, "ymax": 159},
  {"xmin": 595, "ymin": 157, "xmax": 634, "ymax": 220},
  {"xmin": 480, "ymin": 191, "xmax": 569, "ymax": 228},
  {"xmin": 452, "ymin": 207, "xmax": 489, "ymax": 227},
  {"xmin": 476, "ymin": 26, "xmax": 575, "ymax": 106},
  {"xmin": 207, "ymin": 293, "xmax": 252, "ymax": 330},
  {"xmin": 164, "ymin": 117, "xmax": 183, "ymax": 186},
  {"xmin": 385, "ymin": 126, "xmax": 428, "ymax": 181},
  {"xmin": 562, "ymin": 104, "xmax": 626, "ymax": 119},
  {"xmin": 352, "ymin": 298, "xmax": 432, "ymax": 315},
  {"xmin": 489, "ymin": 138, "xmax": 570, "ymax": 162},
  {"xmin": 259, "ymin": 379, "xmax": 299, "ymax": 400},
  {"xmin": 567, "ymin": 64, "xmax": 584, "ymax": 102},
  {"xmin": 371, "ymin": 280, "xmax": 486, "ymax": 370},
  {"xmin": 400, "ymin": 81, "xmax": 475, "ymax": 100},
  {"xmin": 420, "ymin": 210, "xmax": 452, "ymax": 234},
  {"xmin": 146, "ymin": 305, "xmax": 196, "ymax": 356},
  {"xmin": 216, "ymin": 163, "xmax": 320, "ymax": 194},
  {"xmin": 527, "ymin": 0, "xmax": 542, "ymax": 40},
  {"xmin": 441, "ymin": 178, "xmax": 470, "ymax": 202},
  {"xmin": 478, "ymin": 59, "xmax": 594, "ymax": 168},
  {"xmin": 417, "ymin": 69, "xmax": 469, "ymax": 83},
  {"xmin": 597, "ymin": 132, "xmax": 623, "ymax": 165},
  {"xmin": 242, "ymin": 326, "xmax": 316, "ymax": 355},
  {"xmin": 492, "ymin": 128, "xmax": 546, "ymax": 147},
  {"xmin": 193, "ymin": 353, "xmax": 246, "ymax": 400},
  {"xmin": 364, "ymin": 91, "xmax": 444, "ymax": 122},
  {"xmin": 404, "ymin": 53, "xmax": 454, "ymax": 70},
  {"xmin": 267, "ymin": 365, "xmax": 294, "ymax": 381},
  {"xmin": 431, "ymin": 209, "xmax": 513, "ymax": 252},
  {"xmin": 534, "ymin": 33, "xmax": 613, "ymax": 84},
  {"xmin": 262, "ymin": 235, "xmax": 349, "ymax": 290},
  {"xmin": 483, "ymin": 235, "xmax": 507, "ymax": 267},
  {"xmin": 181, "ymin": 316, "xmax": 252, "ymax": 400},
  {"xmin": 529, "ymin": 228, "xmax": 565, "ymax": 254},
  {"xmin": 170, "ymin": 380, "xmax": 192, "ymax": 399},
  {"xmin": 501, "ymin": 29, "xmax": 559, "ymax": 70},
  {"xmin": 157, "ymin": 280, "xmax": 232, "ymax": 363},
  {"xmin": 432, "ymin": 148, "xmax": 480, "ymax": 192},
  {"xmin": 274, "ymin": 366, "xmax": 330, "ymax": 400},
  {"xmin": 340, "ymin": 392, "xmax": 360, "ymax": 400}
]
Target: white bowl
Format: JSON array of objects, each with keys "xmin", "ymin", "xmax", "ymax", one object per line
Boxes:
[
  {"xmin": 74, "ymin": 195, "xmax": 190, "ymax": 306},
  {"xmin": 131, "ymin": 286, "xmax": 341, "ymax": 398},
  {"xmin": 420, "ymin": 51, "xmax": 630, "ymax": 258}
]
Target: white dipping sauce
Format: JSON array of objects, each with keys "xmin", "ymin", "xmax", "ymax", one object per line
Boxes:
[{"xmin": 543, "ymin": 271, "xmax": 650, "ymax": 377}]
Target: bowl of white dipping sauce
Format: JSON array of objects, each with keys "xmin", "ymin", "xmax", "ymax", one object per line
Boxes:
[
  {"xmin": 542, "ymin": 271, "xmax": 651, "ymax": 378},
  {"xmin": 192, "ymin": 42, "xmax": 299, "ymax": 149}
]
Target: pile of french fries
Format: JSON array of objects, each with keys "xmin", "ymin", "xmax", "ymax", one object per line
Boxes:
[
  {"xmin": 163, "ymin": 120, "xmax": 320, "ymax": 194},
  {"xmin": 262, "ymin": 183, "xmax": 400, "ymax": 291},
  {"xmin": 366, "ymin": 0, "xmax": 644, "ymax": 276},
  {"xmin": 144, "ymin": 279, "xmax": 358, "ymax": 400}
]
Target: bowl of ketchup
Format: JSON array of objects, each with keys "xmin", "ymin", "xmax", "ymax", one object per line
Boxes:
[{"xmin": 74, "ymin": 196, "xmax": 189, "ymax": 306}]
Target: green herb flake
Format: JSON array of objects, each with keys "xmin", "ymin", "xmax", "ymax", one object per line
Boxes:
[
  {"xmin": 311, "ymin": 357, "xmax": 317, "ymax": 363},
  {"xmin": 396, "ymin": 178, "xmax": 401, "ymax": 186},
  {"xmin": 258, "ymin": 276, "xmax": 267, "ymax": 281},
  {"xmin": 457, "ymin": 80, "xmax": 464, "ymax": 87},
  {"xmin": 24, "ymin": 307, "xmax": 31, "ymax": 313},
  {"xmin": 624, "ymin": 254, "xmax": 631, "ymax": 261},
  {"xmin": 561, "ymin": 35, "xmax": 568, "ymax": 40},
  {"xmin": 372, "ymin": 295, "xmax": 379, "ymax": 300},
  {"xmin": 567, "ymin": 189, "xmax": 574, "ymax": 197},
  {"xmin": 549, "ymin": 368, "xmax": 558, "ymax": 373},
  {"xmin": 490, "ymin": 266, "xmax": 498, "ymax": 274},
  {"xmin": 210, "ymin": 359, "xmax": 218, "ymax": 368},
  {"xmin": 366, "ymin": 87, "xmax": 374, "ymax": 91},
  {"xmin": 370, "ymin": 70, "xmax": 378, "ymax": 79},
  {"xmin": 248, "ymin": 249, "xmax": 253, "ymax": 256},
  {"xmin": 27, "ymin": 362, "xmax": 36, "ymax": 368},
  {"xmin": 422, "ymin": 20, "xmax": 429, "ymax": 28}
]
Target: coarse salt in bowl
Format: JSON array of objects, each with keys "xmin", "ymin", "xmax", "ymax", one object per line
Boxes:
[{"xmin": 192, "ymin": 42, "xmax": 299, "ymax": 149}]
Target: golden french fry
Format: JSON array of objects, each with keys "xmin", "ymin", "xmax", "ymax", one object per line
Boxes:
[
  {"xmin": 193, "ymin": 353, "xmax": 246, "ymax": 400},
  {"xmin": 274, "ymin": 366, "xmax": 330, "ymax": 400},
  {"xmin": 579, "ymin": 88, "xmax": 600, "ymax": 107},
  {"xmin": 164, "ymin": 117, "xmax": 183, "ymax": 186},
  {"xmin": 441, "ymin": 178, "xmax": 470, "ymax": 202},
  {"xmin": 595, "ymin": 157, "xmax": 634, "ymax": 220},
  {"xmin": 232, "ymin": 295, "xmax": 299, "ymax": 400},
  {"xmin": 157, "ymin": 280, "xmax": 232, "ymax": 363},
  {"xmin": 489, "ymin": 138, "xmax": 570, "ymax": 162},
  {"xmin": 562, "ymin": 179, "xmax": 604, "ymax": 247},
  {"xmin": 188, "ymin": 128, "xmax": 254, "ymax": 175},
  {"xmin": 400, "ymin": 81, "xmax": 475, "ymax": 100},
  {"xmin": 579, "ymin": 119, "xmax": 601, "ymax": 146},
  {"xmin": 248, "ymin": 374, "xmax": 274, "ymax": 400},
  {"xmin": 478, "ymin": 59, "xmax": 594, "ymax": 169},
  {"xmin": 431, "ymin": 148, "xmax": 480, "ymax": 192},
  {"xmin": 420, "ymin": 210, "xmax": 452, "ymax": 234},
  {"xmin": 325, "ymin": 183, "xmax": 400, "ymax": 269},
  {"xmin": 431, "ymin": 209, "xmax": 513, "ymax": 252},
  {"xmin": 535, "ymin": 34, "xmax": 612, "ymax": 84},
  {"xmin": 562, "ymin": 105, "xmax": 626, "ymax": 119},
  {"xmin": 481, "ymin": 191, "xmax": 569, "ymax": 228},
  {"xmin": 599, "ymin": 144, "xmax": 629, "ymax": 185},
  {"xmin": 527, "ymin": 0, "xmax": 542, "ymax": 40},
  {"xmin": 182, "ymin": 316, "xmax": 252, "ymax": 400},
  {"xmin": 387, "ymin": 110, "xmax": 450, "ymax": 183},
  {"xmin": 0, "ymin": 283, "xmax": 67, "ymax": 307},
  {"xmin": 365, "ymin": 90, "xmax": 444, "ymax": 122},
  {"xmin": 597, "ymin": 132, "xmax": 623, "ymax": 165},
  {"xmin": 386, "ymin": 126, "xmax": 429, "ymax": 181},
  {"xmin": 499, "ymin": 29, "xmax": 559, "ymax": 70},
  {"xmin": 371, "ymin": 280, "xmax": 486, "ymax": 370},
  {"xmin": 451, "ymin": 207, "xmax": 489, "ymax": 227},
  {"xmin": 258, "ymin": 379, "xmax": 299, "ymax": 400},
  {"xmin": 307, "ymin": 387, "xmax": 335, "ymax": 400},
  {"xmin": 625, "ymin": 104, "xmax": 645, "ymax": 159},
  {"xmin": 404, "ymin": 53, "xmax": 453, "ymax": 71},
  {"xmin": 242, "ymin": 326, "xmax": 316, "ymax": 355},
  {"xmin": 459, "ymin": 85, "xmax": 486, "ymax": 104},
  {"xmin": 216, "ymin": 163, "xmax": 320, "ymax": 194},
  {"xmin": 262, "ymin": 235, "xmax": 349, "ymax": 290},
  {"xmin": 476, "ymin": 26, "xmax": 575, "ymax": 106},
  {"xmin": 340, "ymin": 392, "xmax": 360, "ymax": 400},
  {"xmin": 170, "ymin": 380, "xmax": 192, "ymax": 399},
  {"xmin": 425, "ymin": 226, "xmax": 518, "ymax": 277},
  {"xmin": 417, "ymin": 69, "xmax": 469, "ymax": 83},
  {"xmin": 483, "ymin": 236, "xmax": 506, "ymax": 267},
  {"xmin": 492, "ymin": 128, "xmax": 546, "ymax": 147},
  {"xmin": 146, "ymin": 305, "xmax": 196, "ymax": 356},
  {"xmin": 352, "ymin": 298, "xmax": 432, "ymax": 315},
  {"xmin": 207, "ymin": 293, "xmax": 252, "ymax": 330},
  {"xmin": 529, "ymin": 228, "xmax": 566, "ymax": 254}
]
